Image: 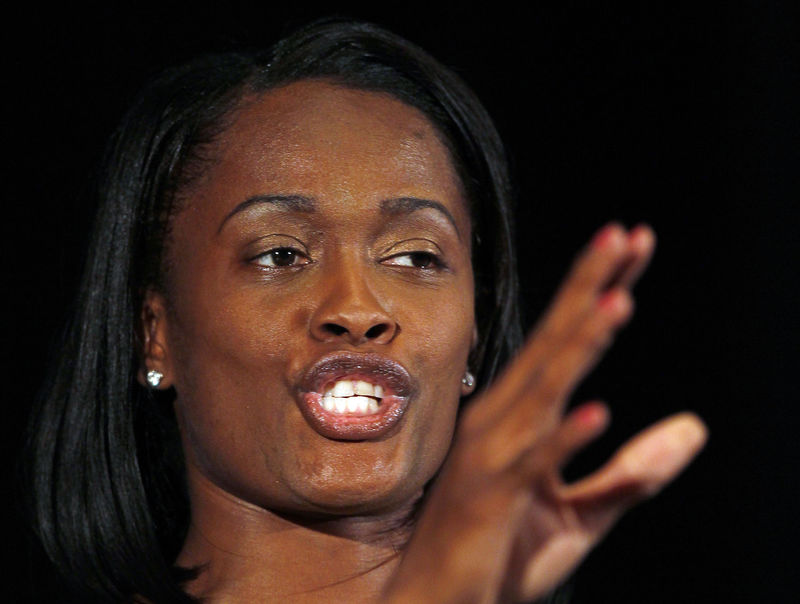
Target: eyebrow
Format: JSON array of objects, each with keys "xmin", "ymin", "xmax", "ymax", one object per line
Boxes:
[
  {"xmin": 217, "ymin": 193, "xmax": 460, "ymax": 238},
  {"xmin": 380, "ymin": 197, "xmax": 461, "ymax": 240},
  {"xmin": 218, "ymin": 194, "xmax": 316, "ymax": 233}
]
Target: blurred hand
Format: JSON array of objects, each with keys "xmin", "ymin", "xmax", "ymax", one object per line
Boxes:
[{"xmin": 384, "ymin": 223, "xmax": 707, "ymax": 603}]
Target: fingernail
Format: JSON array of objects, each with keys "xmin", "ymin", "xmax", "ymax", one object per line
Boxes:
[
  {"xmin": 674, "ymin": 413, "xmax": 709, "ymax": 451},
  {"xmin": 597, "ymin": 289, "xmax": 632, "ymax": 315},
  {"xmin": 592, "ymin": 222, "xmax": 624, "ymax": 250},
  {"xmin": 630, "ymin": 224, "xmax": 656, "ymax": 250},
  {"xmin": 573, "ymin": 402, "xmax": 610, "ymax": 429}
]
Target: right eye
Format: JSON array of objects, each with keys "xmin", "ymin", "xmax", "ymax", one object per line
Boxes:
[{"xmin": 252, "ymin": 247, "xmax": 311, "ymax": 268}]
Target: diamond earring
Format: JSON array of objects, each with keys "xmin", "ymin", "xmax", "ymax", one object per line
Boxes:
[
  {"xmin": 462, "ymin": 371, "xmax": 475, "ymax": 389},
  {"xmin": 146, "ymin": 369, "xmax": 164, "ymax": 388}
]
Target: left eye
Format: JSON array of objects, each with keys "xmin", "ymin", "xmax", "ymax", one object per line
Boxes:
[
  {"xmin": 253, "ymin": 248, "xmax": 310, "ymax": 268},
  {"xmin": 384, "ymin": 251, "xmax": 440, "ymax": 269}
]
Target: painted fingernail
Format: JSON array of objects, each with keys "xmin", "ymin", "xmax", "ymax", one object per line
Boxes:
[
  {"xmin": 573, "ymin": 402, "xmax": 610, "ymax": 429},
  {"xmin": 598, "ymin": 289, "xmax": 633, "ymax": 317},
  {"xmin": 592, "ymin": 222, "xmax": 624, "ymax": 250}
]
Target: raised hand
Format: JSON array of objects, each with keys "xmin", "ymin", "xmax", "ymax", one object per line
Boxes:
[{"xmin": 384, "ymin": 223, "xmax": 707, "ymax": 603}]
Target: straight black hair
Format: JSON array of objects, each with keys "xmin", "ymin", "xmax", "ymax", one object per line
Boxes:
[{"xmin": 24, "ymin": 19, "xmax": 522, "ymax": 603}]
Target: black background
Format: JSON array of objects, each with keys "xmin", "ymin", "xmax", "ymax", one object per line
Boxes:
[{"xmin": 4, "ymin": 2, "xmax": 797, "ymax": 602}]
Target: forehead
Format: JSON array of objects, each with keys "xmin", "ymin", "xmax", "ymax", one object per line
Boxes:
[{"xmin": 198, "ymin": 80, "xmax": 465, "ymax": 211}]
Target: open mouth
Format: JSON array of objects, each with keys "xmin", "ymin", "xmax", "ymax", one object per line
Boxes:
[{"xmin": 297, "ymin": 352, "xmax": 416, "ymax": 440}]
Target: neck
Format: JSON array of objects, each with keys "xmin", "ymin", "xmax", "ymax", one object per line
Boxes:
[{"xmin": 176, "ymin": 471, "xmax": 420, "ymax": 603}]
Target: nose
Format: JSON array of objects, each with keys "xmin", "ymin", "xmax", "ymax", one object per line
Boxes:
[{"xmin": 309, "ymin": 264, "xmax": 398, "ymax": 346}]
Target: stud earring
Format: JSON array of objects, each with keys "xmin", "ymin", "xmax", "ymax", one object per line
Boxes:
[
  {"xmin": 462, "ymin": 371, "xmax": 475, "ymax": 389},
  {"xmin": 146, "ymin": 369, "xmax": 164, "ymax": 388}
]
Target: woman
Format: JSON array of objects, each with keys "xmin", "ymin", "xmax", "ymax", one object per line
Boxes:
[{"xmin": 25, "ymin": 19, "xmax": 706, "ymax": 603}]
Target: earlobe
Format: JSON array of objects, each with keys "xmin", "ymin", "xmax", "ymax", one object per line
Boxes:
[{"xmin": 138, "ymin": 290, "xmax": 173, "ymax": 389}]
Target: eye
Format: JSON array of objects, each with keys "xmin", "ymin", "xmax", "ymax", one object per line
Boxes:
[
  {"xmin": 383, "ymin": 251, "xmax": 442, "ymax": 269},
  {"xmin": 252, "ymin": 247, "xmax": 311, "ymax": 268}
]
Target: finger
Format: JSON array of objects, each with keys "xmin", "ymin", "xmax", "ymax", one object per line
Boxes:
[
  {"xmin": 516, "ymin": 401, "xmax": 611, "ymax": 486},
  {"xmin": 471, "ymin": 286, "xmax": 633, "ymax": 461},
  {"xmin": 538, "ymin": 223, "xmax": 631, "ymax": 343},
  {"xmin": 519, "ymin": 287, "xmax": 634, "ymax": 434},
  {"xmin": 536, "ymin": 287, "xmax": 633, "ymax": 414},
  {"xmin": 536, "ymin": 224, "xmax": 653, "ymax": 354},
  {"xmin": 552, "ymin": 402, "xmax": 611, "ymax": 471},
  {"xmin": 608, "ymin": 224, "xmax": 656, "ymax": 291},
  {"xmin": 561, "ymin": 412, "xmax": 708, "ymax": 508},
  {"xmin": 475, "ymin": 224, "xmax": 640, "ymax": 422}
]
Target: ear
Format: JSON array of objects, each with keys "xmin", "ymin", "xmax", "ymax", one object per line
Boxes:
[{"xmin": 137, "ymin": 289, "xmax": 173, "ymax": 389}]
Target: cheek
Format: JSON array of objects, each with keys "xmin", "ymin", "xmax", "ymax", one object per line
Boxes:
[
  {"xmin": 397, "ymin": 283, "xmax": 475, "ymax": 472},
  {"xmin": 166, "ymin": 282, "xmax": 306, "ymax": 503}
]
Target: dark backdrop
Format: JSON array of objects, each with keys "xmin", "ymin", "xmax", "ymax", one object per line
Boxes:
[{"xmin": 4, "ymin": 3, "xmax": 797, "ymax": 602}]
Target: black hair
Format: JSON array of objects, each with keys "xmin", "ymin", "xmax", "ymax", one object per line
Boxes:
[{"xmin": 24, "ymin": 19, "xmax": 522, "ymax": 603}]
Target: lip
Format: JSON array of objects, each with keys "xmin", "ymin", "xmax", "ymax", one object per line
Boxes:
[{"xmin": 296, "ymin": 352, "xmax": 417, "ymax": 441}]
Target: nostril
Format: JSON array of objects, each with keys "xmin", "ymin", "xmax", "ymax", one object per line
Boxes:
[
  {"xmin": 323, "ymin": 323, "xmax": 348, "ymax": 336},
  {"xmin": 313, "ymin": 318, "xmax": 395, "ymax": 343},
  {"xmin": 365, "ymin": 324, "xmax": 388, "ymax": 339}
]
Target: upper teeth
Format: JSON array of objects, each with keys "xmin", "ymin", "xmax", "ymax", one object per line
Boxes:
[
  {"xmin": 322, "ymin": 379, "xmax": 384, "ymax": 415},
  {"xmin": 325, "ymin": 380, "xmax": 384, "ymax": 399}
]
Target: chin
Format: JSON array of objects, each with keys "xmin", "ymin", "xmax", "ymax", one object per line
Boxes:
[{"xmin": 284, "ymin": 445, "xmax": 432, "ymax": 515}]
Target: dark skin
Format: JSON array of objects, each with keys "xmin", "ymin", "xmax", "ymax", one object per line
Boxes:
[{"xmin": 141, "ymin": 81, "xmax": 706, "ymax": 602}]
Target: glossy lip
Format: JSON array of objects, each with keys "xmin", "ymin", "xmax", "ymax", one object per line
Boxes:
[{"xmin": 297, "ymin": 351, "xmax": 417, "ymax": 441}]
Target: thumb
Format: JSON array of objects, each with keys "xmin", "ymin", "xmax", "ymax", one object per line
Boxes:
[{"xmin": 562, "ymin": 412, "xmax": 708, "ymax": 530}]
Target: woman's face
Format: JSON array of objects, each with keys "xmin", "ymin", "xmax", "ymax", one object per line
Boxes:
[{"xmin": 152, "ymin": 81, "xmax": 475, "ymax": 515}]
